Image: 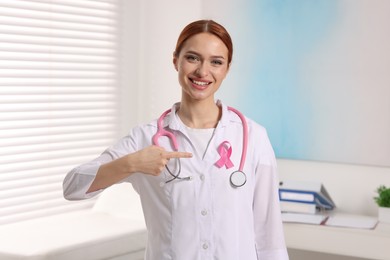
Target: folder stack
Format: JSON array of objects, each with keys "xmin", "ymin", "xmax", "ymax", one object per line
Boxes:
[{"xmin": 278, "ymin": 180, "xmax": 335, "ymax": 223}]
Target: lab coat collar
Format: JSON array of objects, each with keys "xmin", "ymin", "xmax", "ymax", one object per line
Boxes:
[{"xmin": 165, "ymin": 100, "xmax": 230, "ymax": 132}]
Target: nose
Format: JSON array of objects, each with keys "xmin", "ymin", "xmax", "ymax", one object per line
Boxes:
[{"xmin": 195, "ymin": 62, "xmax": 209, "ymax": 77}]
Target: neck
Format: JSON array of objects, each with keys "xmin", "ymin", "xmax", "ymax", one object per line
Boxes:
[{"xmin": 177, "ymin": 99, "xmax": 221, "ymax": 129}]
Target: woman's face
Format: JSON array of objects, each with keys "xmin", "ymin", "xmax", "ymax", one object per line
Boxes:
[{"xmin": 173, "ymin": 32, "xmax": 230, "ymax": 102}]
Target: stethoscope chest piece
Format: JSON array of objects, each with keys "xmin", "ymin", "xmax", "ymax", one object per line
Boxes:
[{"xmin": 230, "ymin": 170, "xmax": 247, "ymax": 188}]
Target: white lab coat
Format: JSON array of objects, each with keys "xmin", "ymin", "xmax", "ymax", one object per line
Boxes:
[{"xmin": 63, "ymin": 101, "xmax": 289, "ymax": 260}]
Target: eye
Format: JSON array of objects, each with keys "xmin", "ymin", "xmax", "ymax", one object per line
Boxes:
[
  {"xmin": 211, "ymin": 59, "xmax": 223, "ymax": 66},
  {"xmin": 185, "ymin": 54, "xmax": 200, "ymax": 62}
]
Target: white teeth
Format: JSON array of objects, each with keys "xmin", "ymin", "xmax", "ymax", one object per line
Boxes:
[{"xmin": 192, "ymin": 79, "xmax": 209, "ymax": 86}]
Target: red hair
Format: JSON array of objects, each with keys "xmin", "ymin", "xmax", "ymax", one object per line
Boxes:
[{"xmin": 174, "ymin": 20, "xmax": 233, "ymax": 65}]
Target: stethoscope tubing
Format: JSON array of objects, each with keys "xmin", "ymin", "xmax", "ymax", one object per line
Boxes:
[
  {"xmin": 153, "ymin": 108, "xmax": 178, "ymax": 151},
  {"xmin": 227, "ymin": 106, "xmax": 248, "ymax": 173}
]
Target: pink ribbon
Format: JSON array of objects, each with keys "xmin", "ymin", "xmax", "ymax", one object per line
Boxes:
[{"xmin": 215, "ymin": 141, "xmax": 234, "ymax": 169}]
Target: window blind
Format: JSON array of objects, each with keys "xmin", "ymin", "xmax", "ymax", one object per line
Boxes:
[{"xmin": 0, "ymin": 0, "xmax": 121, "ymax": 225}]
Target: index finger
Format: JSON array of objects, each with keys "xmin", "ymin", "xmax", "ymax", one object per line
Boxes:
[{"xmin": 164, "ymin": 151, "xmax": 193, "ymax": 159}]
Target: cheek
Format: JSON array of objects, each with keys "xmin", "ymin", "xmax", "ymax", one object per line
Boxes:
[
  {"xmin": 177, "ymin": 64, "xmax": 188, "ymax": 76},
  {"xmin": 178, "ymin": 61, "xmax": 194, "ymax": 73},
  {"xmin": 214, "ymin": 69, "xmax": 228, "ymax": 80},
  {"xmin": 177, "ymin": 67, "xmax": 190, "ymax": 85}
]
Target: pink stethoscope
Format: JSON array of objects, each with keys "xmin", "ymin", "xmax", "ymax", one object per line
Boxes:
[{"xmin": 152, "ymin": 106, "xmax": 248, "ymax": 188}]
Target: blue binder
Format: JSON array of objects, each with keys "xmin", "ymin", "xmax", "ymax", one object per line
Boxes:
[{"xmin": 279, "ymin": 180, "xmax": 335, "ymax": 210}]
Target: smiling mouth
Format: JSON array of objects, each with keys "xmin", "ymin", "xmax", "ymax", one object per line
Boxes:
[{"xmin": 190, "ymin": 78, "xmax": 211, "ymax": 88}]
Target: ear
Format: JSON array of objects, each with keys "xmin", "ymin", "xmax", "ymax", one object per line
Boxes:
[{"xmin": 173, "ymin": 52, "xmax": 178, "ymax": 71}]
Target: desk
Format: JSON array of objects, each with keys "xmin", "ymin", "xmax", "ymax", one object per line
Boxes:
[{"xmin": 283, "ymin": 221, "xmax": 390, "ymax": 260}]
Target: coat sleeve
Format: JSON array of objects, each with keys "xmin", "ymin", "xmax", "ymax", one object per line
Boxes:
[
  {"xmin": 252, "ymin": 127, "xmax": 289, "ymax": 260},
  {"xmin": 63, "ymin": 156, "xmax": 108, "ymax": 201},
  {"xmin": 63, "ymin": 133, "xmax": 138, "ymax": 201}
]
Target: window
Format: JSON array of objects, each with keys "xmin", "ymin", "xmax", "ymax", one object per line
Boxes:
[{"xmin": 0, "ymin": 0, "xmax": 121, "ymax": 225}]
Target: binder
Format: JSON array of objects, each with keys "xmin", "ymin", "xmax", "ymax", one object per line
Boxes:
[
  {"xmin": 279, "ymin": 180, "xmax": 335, "ymax": 210},
  {"xmin": 281, "ymin": 212, "xmax": 329, "ymax": 225},
  {"xmin": 280, "ymin": 200, "xmax": 318, "ymax": 214}
]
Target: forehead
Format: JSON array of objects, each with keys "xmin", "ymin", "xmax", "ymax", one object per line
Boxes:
[{"xmin": 180, "ymin": 32, "xmax": 228, "ymax": 57}]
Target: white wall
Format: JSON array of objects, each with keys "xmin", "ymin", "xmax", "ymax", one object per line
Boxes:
[{"xmin": 118, "ymin": 0, "xmax": 141, "ymax": 135}]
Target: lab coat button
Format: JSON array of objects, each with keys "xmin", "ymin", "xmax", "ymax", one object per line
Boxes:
[
  {"xmin": 201, "ymin": 210, "xmax": 208, "ymax": 216},
  {"xmin": 202, "ymin": 243, "xmax": 209, "ymax": 250},
  {"xmin": 200, "ymin": 174, "xmax": 205, "ymax": 181}
]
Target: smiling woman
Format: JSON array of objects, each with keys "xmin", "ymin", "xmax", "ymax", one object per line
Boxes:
[
  {"xmin": 173, "ymin": 32, "xmax": 230, "ymax": 117},
  {"xmin": 63, "ymin": 19, "xmax": 289, "ymax": 260}
]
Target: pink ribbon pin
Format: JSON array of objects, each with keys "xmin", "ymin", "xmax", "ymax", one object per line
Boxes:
[{"xmin": 215, "ymin": 141, "xmax": 234, "ymax": 169}]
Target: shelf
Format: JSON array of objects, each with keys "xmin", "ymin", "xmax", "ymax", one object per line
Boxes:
[{"xmin": 283, "ymin": 221, "xmax": 390, "ymax": 260}]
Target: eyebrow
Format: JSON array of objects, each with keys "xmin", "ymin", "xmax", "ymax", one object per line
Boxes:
[{"xmin": 185, "ymin": 50, "xmax": 226, "ymax": 60}]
